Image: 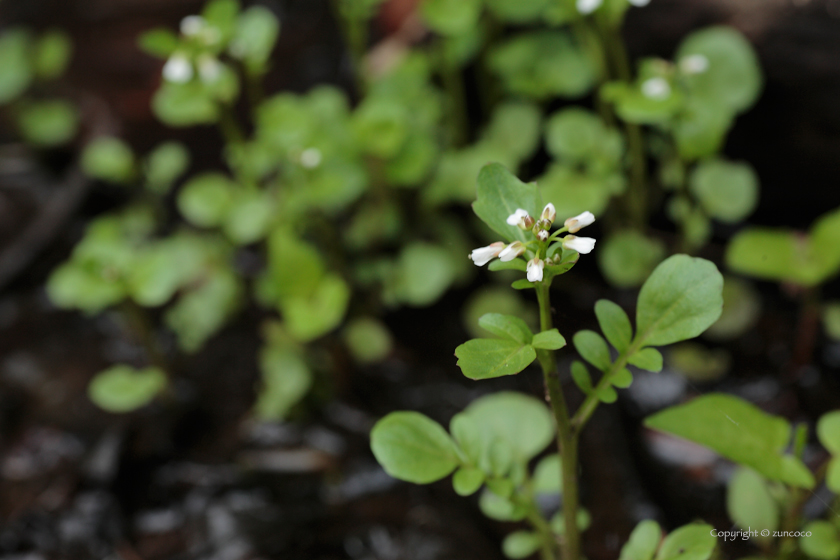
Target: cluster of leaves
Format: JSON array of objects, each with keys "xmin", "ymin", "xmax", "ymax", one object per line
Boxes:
[{"xmin": 0, "ymin": 26, "xmax": 77, "ymax": 146}]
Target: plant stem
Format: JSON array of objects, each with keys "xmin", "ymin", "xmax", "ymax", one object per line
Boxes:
[
  {"xmin": 790, "ymin": 286, "xmax": 821, "ymax": 379},
  {"xmin": 535, "ymin": 283, "xmax": 580, "ymax": 560},
  {"xmin": 526, "ymin": 507, "xmax": 558, "ymax": 560},
  {"xmin": 572, "ymin": 340, "xmax": 641, "ymax": 431}
]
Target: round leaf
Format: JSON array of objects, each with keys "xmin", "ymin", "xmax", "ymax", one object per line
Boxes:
[
  {"xmin": 88, "ymin": 365, "xmax": 167, "ymax": 413},
  {"xmin": 689, "ymin": 159, "xmax": 758, "ymax": 223}
]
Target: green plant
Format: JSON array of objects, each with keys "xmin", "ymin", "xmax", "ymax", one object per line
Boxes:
[{"xmin": 370, "ymin": 164, "xmax": 725, "ymax": 560}]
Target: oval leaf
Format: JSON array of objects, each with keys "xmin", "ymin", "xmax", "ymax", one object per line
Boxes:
[{"xmin": 455, "ymin": 339, "xmax": 537, "ymax": 380}]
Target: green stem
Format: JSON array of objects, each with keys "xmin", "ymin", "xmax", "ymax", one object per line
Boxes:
[
  {"xmin": 572, "ymin": 339, "xmax": 642, "ymax": 431},
  {"xmin": 438, "ymin": 44, "xmax": 468, "ymax": 148},
  {"xmin": 331, "ymin": 0, "xmax": 368, "ymax": 95},
  {"xmin": 526, "ymin": 507, "xmax": 558, "ymax": 560},
  {"xmin": 536, "ymin": 283, "xmax": 580, "ymax": 560}
]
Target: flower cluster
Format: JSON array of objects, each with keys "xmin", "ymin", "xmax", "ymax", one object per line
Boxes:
[{"xmin": 469, "ymin": 206, "xmax": 596, "ymax": 283}]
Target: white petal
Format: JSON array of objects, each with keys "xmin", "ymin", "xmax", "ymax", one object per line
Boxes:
[
  {"xmin": 300, "ymin": 148, "xmax": 322, "ymax": 169},
  {"xmin": 526, "ymin": 259, "xmax": 544, "ymax": 282},
  {"xmin": 469, "ymin": 243, "xmax": 504, "ymax": 266},
  {"xmin": 162, "ymin": 55, "xmax": 193, "ymax": 83},
  {"xmin": 180, "ymin": 15, "xmax": 205, "ymax": 36},
  {"xmin": 506, "ymin": 208, "xmax": 530, "ymax": 226},
  {"xmin": 564, "ymin": 211, "xmax": 596, "ymax": 233},
  {"xmin": 498, "ymin": 242, "xmax": 524, "ymax": 262},
  {"xmin": 563, "ymin": 236, "xmax": 596, "ymax": 254},
  {"xmin": 577, "ymin": 0, "xmax": 603, "ymax": 14},
  {"xmin": 641, "ymin": 78, "xmax": 671, "ymax": 100},
  {"xmin": 541, "ymin": 203, "xmax": 556, "ymax": 223}
]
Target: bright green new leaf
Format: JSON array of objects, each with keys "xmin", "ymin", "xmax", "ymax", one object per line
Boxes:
[
  {"xmin": 676, "ymin": 26, "xmax": 762, "ymax": 114},
  {"xmin": 16, "ymin": 100, "xmax": 79, "ymax": 146},
  {"xmin": 689, "ymin": 159, "xmax": 759, "ymax": 223},
  {"xmin": 473, "ymin": 163, "xmax": 542, "ymax": 243},
  {"xmin": 573, "ymin": 330, "xmax": 611, "ymax": 371},
  {"xmin": 455, "ymin": 339, "xmax": 536, "ymax": 380},
  {"xmin": 370, "ymin": 411, "xmax": 460, "ymax": 484},
  {"xmin": 828, "ymin": 457, "xmax": 840, "ymax": 494},
  {"xmin": 420, "ymin": 0, "xmax": 482, "ymax": 36},
  {"xmin": 152, "ymin": 81, "xmax": 220, "ymax": 127},
  {"xmin": 635, "ymin": 255, "xmax": 723, "ymax": 347},
  {"xmin": 502, "ymin": 531, "xmax": 542, "ymax": 559},
  {"xmin": 138, "ymin": 28, "xmax": 179, "ymax": 58},
  {"xmin": 33, "ymin": 30, "xmax": 72, "ymax": 79},
  {"xmin": 265, "ymin": 231, "xmax": 324, "ymax": 302},
  {"xmin": 673, "ymin": 97, "xmax": 733, "ymax": 160},
  {"xmin": 452, "ymin": 467, "xmax": 484, "ymax": 496},
  {"xmin": 727, "ymin": 468, "xmax": 778, "ymax": 539},
  {"xmin": 571, "ymin": 360, "xmax": 593, "ymax": 394},
  {"xmin": 165, "ymin": 268, "xmax": 242, "ymax": 352},
  {"xmin": 177, "ymin": 173, "xmax": 235, "ymax": 227},
  {"xmin": 462, "ymin": 392, "xmax": 554, "ymax": 462},
  {"xmin": 222, "ymin": 190, "xmax": 275, "ymax": 244},
  {"xmin": 598, "ymin": 386, "xmax": 618, "ymax": 403},
  {"xmin": 393, "ymin": 243, "xmax": 455, "ymax": 306},
  {"xmin": 254, "ymin": 345, "xmax": 311, "ymax": 420},
  {"xmin": 601, "ymin": 80, "xmax": 683, "ymax": 125},
  {"xmin": 282, "ymin": 274, "xmax": 350, "ymax": 342},
  {"xmin": 0, "ymin": 29, "xmax": 33, "ymax": 105},
  {"xmin": 478, "ymin": 313, "xmax": 533, "ymax": 344},
  {"xmin": 479, "ymin": 489, "xmax": 527, "ymax": 521},
  {"xmin": 801, "ymin": 521, "xmax": 840, "ymax": 560},
  {"xmin": 644, "ymin": 393, "xmax": 815, "ymax": 488},
  {"xmin": 532, "ymin": 454, "xmax": 562, "ymax": 493},
  {"xmin": 47, "ymin": 261, "xmax": 127, "ymax": 313},
  {"xmin": 343, "ymin": 317, "xmax": 392, "ymax": 364},
  {"xmin": 628, "ymin": 348, "xmax": 663, "ymax": 372},
  {"xmin": 145, "ymin": 142, "xmax": 190, "ymax": 194},
  {"xmin": 450, "ymin": 412, "xmax": 482, "ymax": 464},
  {"xmin": 531, "ymin": 329, "xmax": 566, "ymax": 350},
  {"xmin": 230, "ymin": 6, "xmax": 280, "ymax": 71},
  {"xmin": 612, "ymin": 368, "xmax": 633, "ymax": 388},
  {"xmin": 88, "ymin": 365, "xmax": 167, "ymax": 413},
  {"xmin": 619, "ymin": 520, "xmax": 662, "ymax": 560},
  {"xmin": 595, "ymin": 299, "xmax": 632, "ymax": 353},
  {"xmin": 81, "ymin": 137, "xmax": 136, "ymax": 184},
  {"xmin": 598, "ymin": 231, "xmax": 666, "ymax": 289},
  {"xmin": 655, "ymin": 524, "xmax": 716, "ymax": 560}
]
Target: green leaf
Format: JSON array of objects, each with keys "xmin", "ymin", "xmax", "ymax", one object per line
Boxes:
[
  {"xmin": 478, "ymin": 313, "xmax": 533, "ymax": 344},
  {"xmin": 450, "ymin": 412, "xmax": 482, "ymax": 464},
  {"xmin": 229, "ymin": 6, "xmax": 280, "ymax": 71},
  {"xmin": 676, "ymin": 26, "xmax": 762, "ymax": 114},
  {"xmin": 47, "ymin": 261, "xmax": 127, "ymax": 313},
  {"xmin": 488, "ymin": 31, "xmax": 596, "ymax": 99},
  {"xmin": 655, "ymin": 524, "xmax": 716, "ymax": 560},
  {"xmin": 595, "ymin": 300, "xmax": 632, "ymax": 353},
  {"xmin": 15, "ymin": 100, "xmax": 79, "ymax": 146},
  {"xmin": 512, "ymin": 279, "xmax": 536, "ymax": 290},
  {"xmin": 601, "ymin": 80, "xmax": 683, "ymax": 125},
  {"xmin": 452, "ymin": 467, "xmax": 484, "ymax": 496},
  {"xmin": 222, "ymin": 190, "xmax": 275, "ymax": 244},
  {"xmin": 479, "ymin": 489, "xmax": 527, "ymax": 521},
  {"xmin": 545, "ymin": 107, "xmax": 620, "ymax": 165},
  {"xmin": 502, "ymin": 531, "xmax": 542, "ymax": 559},
  {"xmin": 282, "ymin": 274, "xmax": 350, "ymax": 342},
  {"xmin": 611, "ymin": 368, "xmax": 633, "ymax": 388},
  {"xmin": 138, "ymin": 28, "xmax": 179, "ymax": 58},
  {"xmin": 343, "ymin": 317, "xmax": 392, "ymax": 364},
  {"xmin": 473, "ymin": 163, "xmax": 542, "ymax": 243},
  {"xmin": 827, "ymin": 457, "xmax": 840, "ymax": 494},
  {"xmin": 419, "ymin": 0, "xmax": 482, "ymax": 36},
  {"xmin": 485, "ymin": 0, "xmax": 551, "ymax": 22},
  {"xmin": 672, "ymin": 97, "xmax": 733, "ymax": 160},
  {"xmin": 727, "ymin": 468, "xmax": 778, "ymax": 539},
  {"xmin": 644, "ymin": 393, "xmax": 815, "ymax": 488},
  {"xmin": 532, "ymin": 454, "xmax": 562, "ymax": 493},
  {"xmin": 81, "ymin": 137, "xmax": 136, "ymax": 184},
  {"xmin": 489, "ymin": 258, "xmax": 527, "ymax": 272},
  {"xmin": 801, "ymin": 521, "xmax": 840, "ymax": 560},
  {"xmin": 538, "ymin": 164, "xmax": 616, "ymax": 225},
  {"xmin": 823, "ymin": 303, "xmax": 840, "ymax": 341},
  {"xmin": 177, "ymin": 173, "xmax": 235, "ymax": 227},
  {"xmin": 0, "ymin": 28, "xmax": 33, "ymax": 104},
  {"xmin": 392, "ymin": 243, "xmax": 455, "ymax": 306},
  {"xmin": 628, "ymin": 348, "xmax": 663, "ymax": 372},
  {"xmin": 253, "ymin": 345, "xmax": 312, "ymax": 420},
  {"xmin": 817, "ymin": 411, "xmax": 840, "ymax": 454},
  {"xmin": 352, "ymin": 97, "xmax": 409, "ymax": 158},
  {"xmin": 704, "ymin": 276, "xmax": 762, "ymax": 341},
  {"xmin": 571, "ymin": 360, "xmax": 593, "ymax": 394},
  {"xmin": 455, "ymin": 339, "xmax": 537, "ymax": 380},
  {"xmin": 370, "ymin": 411, "xmax": 460, "ymax": 484},
  {"xmin": 152, "ymin": 81, "xmax": 219, "ymax": 127},
  {"xmin": 598, "ymin": 231, "xmax": 666, "ymax": 289},
  {"xmin": 88, "ymin": 365, "xmax": 167, "ymax": 413},
  {"xmin": 689, "ymin": 159, "xmax": 759, "ymax": 223},
  {"xmin": 463, "ymin": 392, "xmax": 555, "ymax": 462},
  {"xmin": 573, "ymin": 330, "xmax": 612, "ymax": 371},
  {"xmin": 619, "ymin": 520, "xmax": 662, "ymax": 560},
  {"xmin": 32, "ymin": 30, "xmax": 72, "ymax": 79},
  {"xmin": 532, "ymin": 329, "xmax": 567, "ymax": 350},
  {"xmin": 483, "ymin": 102, "xmax": 543, "ymax": 163},
  {"xmin": 598, "ymin": 386, "xmax": 618, "ymax": 403},
  {"xmin": 145, "ymin": 141, "xmax": 190, "ymax": 194},
  {"xmin": 635, "ymin": 255, "xmax": 724, "ymax": 347}
]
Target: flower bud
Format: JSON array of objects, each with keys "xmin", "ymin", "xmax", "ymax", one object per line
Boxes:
[
  {"xmin": 537, "ymin": 230, "xmax": 549, "ymax": 242},
  {"xmin": 526, "ymin": 258, "xmax": 545, "ymax": 282},
  {"xmin": 564, "ymin": 211, "xmax": 595, "ymax": 233},
  {"xmin": 562, "ymin": 235, "xmax": 596, "ymax": 254},
  {"xmin": 541, "ymin": 203, "xmax": 556, "ymax": 224},
  {"xmin": 506, "ymin": 209, "xmax": 531, "ymax": 229}
]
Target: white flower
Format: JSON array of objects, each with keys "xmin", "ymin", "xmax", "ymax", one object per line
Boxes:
[
  {"xmin": 300, "ymin": 148, "xmax": 322, "ymax": 169},
  {"xmin": 469, "ymin": 242, "xmax": 505, "ymax": 266},
  {"xmin": 162, "ymin": 54, "xmax": 193, "ymax": 83},
  {"xmin": 680, "ymin": 54, "xmax": 709, "ymax": 75},
  {"xmin": 564, "ymin": 211, "xmax": 596, "ymax": 233},
  {"xmin": 628, "ymin": 0, "xmax": 651, "ymax": 6},
  {"xmin": 527, "ymin": 258, "xmax": 545, "ymax": 282},
  {"xmin": 641, "ymin": 77, "xmax": 671, "ymax": 100},
  {"xmin": 506, "ymin": 208, "xmax": 531, "ymax": 228},
  {"xmin": 577, "ymin": 0, "xmax": 603, "ymax": 14},
  {"xmin": 180, "ymin": 15, "xmax": 205, "ymax": 36},
  {"xmin": 498, "ymin": 242, "xmax": 525, "ymax": 262},
  {"xmin": 562, "ymin": 235, "xmax": 596, "ymax": 254},
  {"xmin": 537, "ymin": 230, "xmax": 549, "ymax": 241},
  {"xmin": 541, "ymin": 203, "xmax": 556, "ymax": 223}
]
